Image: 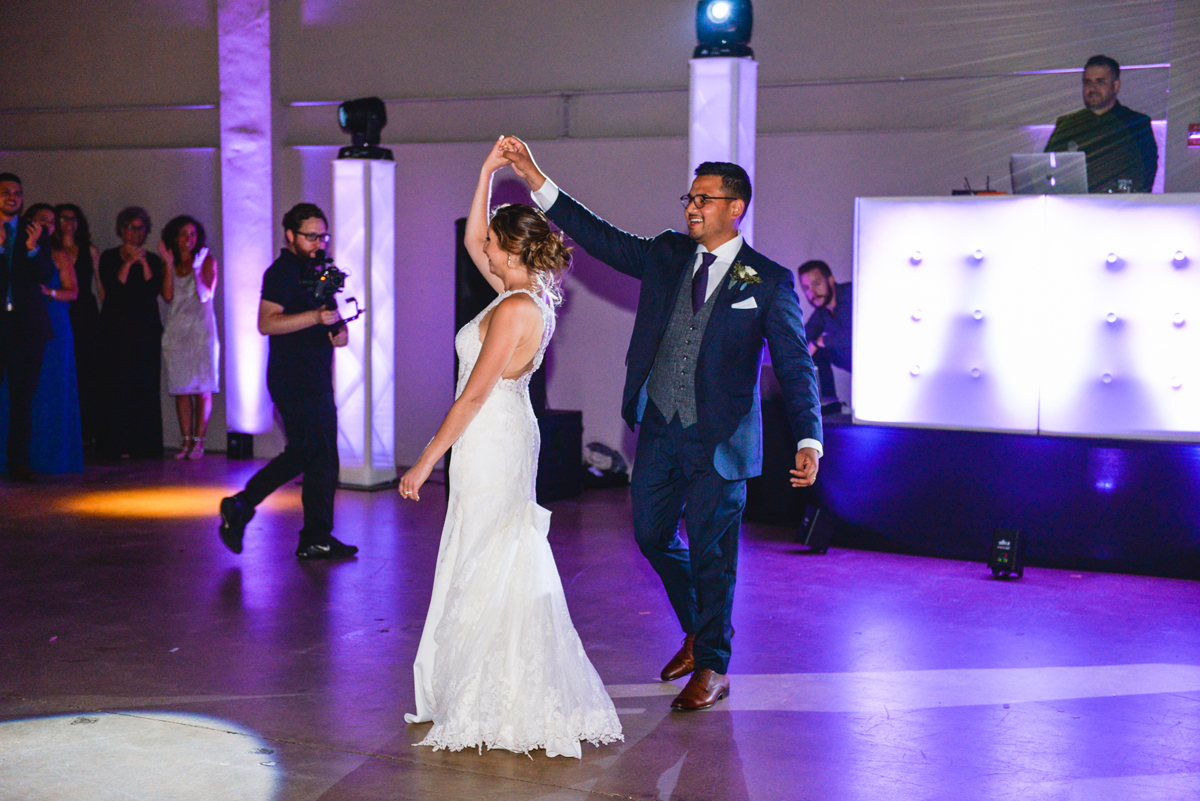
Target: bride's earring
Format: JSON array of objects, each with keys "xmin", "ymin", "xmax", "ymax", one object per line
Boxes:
[{"xmin": 507, "ymin": 254, "xmax": 512, "ymax": 267}]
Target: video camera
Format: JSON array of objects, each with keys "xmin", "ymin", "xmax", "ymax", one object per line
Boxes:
[{"xmin": 299, "ymin": 249, "xmax": 363, "ymax": 329}]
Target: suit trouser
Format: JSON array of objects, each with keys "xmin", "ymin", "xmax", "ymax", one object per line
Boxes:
[
  {"xmin": 0, "ymin": 329, "xmax": 47, "ymax": 472},
  {"xmin": 631, "ymin": 401, "xmax": 745, "ymax": 674},
  {"xmin": 237, "ymin": 391, "xmax": 338, "ymax": 541}
]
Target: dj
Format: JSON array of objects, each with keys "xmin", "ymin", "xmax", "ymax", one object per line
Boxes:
[
  {"xmin": 219, "ymin": 203, "xmax": 358, "ymax": 560},
  {"xmin": 1044, "ymin": 55, "xmax": 1157, "ymax": 193}
]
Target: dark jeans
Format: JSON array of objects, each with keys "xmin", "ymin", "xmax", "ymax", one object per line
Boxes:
[
  {"xmin": 238, "ymin": 391, "xmax": 338, "ymax": 542},
  {"xmin": 631, "ymin": 401, "xmax": 745, "ymax": 674},
  {"xmin": 0, "ymin": 324, "xmax": 46, "ymax": 472},
  {"xmin": 813, "ymin": 347, "xmax": 836, "ymax": 400}
]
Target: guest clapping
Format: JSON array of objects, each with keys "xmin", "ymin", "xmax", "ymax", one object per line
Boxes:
[
  {"xmin": 159, "ymin": 215, "xmax": 220, "ymax": 460},
  {"xmin": 97, "ymin": 207, "xmax": 166, "ymax": 459}
]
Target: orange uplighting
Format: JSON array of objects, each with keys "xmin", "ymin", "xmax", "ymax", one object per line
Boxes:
[{"xmin": 56, "ymin": 486, "xmax": 302, "ymax": 519}]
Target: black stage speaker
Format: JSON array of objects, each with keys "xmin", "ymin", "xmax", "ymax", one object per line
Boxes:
[
  {"xmin": 537, "ymin": 410, "xmax": 583, "ymax": 502},
  {"xmin": 797, "ymin": 505, "xmax": 834, "ymax": 553},
  {"xmin": 226, "ymin": 432, "xmax": 254, "ymax": 459},
  {"xmin": 989, "ymin": 528, "xmax": 1024, "ymax": 578}
]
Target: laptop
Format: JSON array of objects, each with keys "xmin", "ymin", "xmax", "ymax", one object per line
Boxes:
[{"xmin": 1010, "ymin": 152, "xmax": 1088, "ymax": 195}]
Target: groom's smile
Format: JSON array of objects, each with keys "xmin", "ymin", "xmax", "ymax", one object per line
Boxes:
[{"xmin": 683, "ymin": 174, "xmax": 741, "ymax": 250}]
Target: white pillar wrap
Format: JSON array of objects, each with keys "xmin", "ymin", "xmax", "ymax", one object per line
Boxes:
[
  {"xmin": 689, "ymin": 57, "xmax": 758, "ymax": 244},
  {"xmin": 218, "ymin": 0, "xmax": 274, "ymax": 434},
  {"xmin": 333, "ymin": 159, "xmax": 397, "ymax": 488}
]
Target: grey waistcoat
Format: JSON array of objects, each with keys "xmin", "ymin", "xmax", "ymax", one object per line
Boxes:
[{"xmin": 645, "ymin": 268, "xmax": 722, "ymax": 427}]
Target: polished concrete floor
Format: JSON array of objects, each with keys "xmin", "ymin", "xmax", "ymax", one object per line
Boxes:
[{"xmin": 3, "ymin": 457, "xmax": 1200, "ymax": 801}]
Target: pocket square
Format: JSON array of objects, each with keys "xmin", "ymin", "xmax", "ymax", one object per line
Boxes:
[{"xmin": 731, "ymin": 297, "xmax": 758, "ymax": 310}]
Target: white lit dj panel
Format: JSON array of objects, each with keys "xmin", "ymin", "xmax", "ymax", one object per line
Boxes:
[{"xmin": 853, "ymin": 193, "xmax": 1200, "ymax": 441}]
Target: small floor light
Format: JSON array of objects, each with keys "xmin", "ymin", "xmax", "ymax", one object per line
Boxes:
[
  {"xmin": 796, "ymin": 506, "xmax": 834, "ymax": 553},
  {"xmin": 989, "ymin": 528, "xmax": 1023, "ymax": 578}
]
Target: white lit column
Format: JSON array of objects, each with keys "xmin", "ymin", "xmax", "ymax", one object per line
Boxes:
[
  {"xmin": 218, "ymin": 0, "xmax": 274, "ymax": 437},
  {"xmin": 333, "ymin": 159, "xmax": 396, "ymax": 488},
  {"xmin": 689, "ymin": 57, "xmax": 758, "ymax": 243}
]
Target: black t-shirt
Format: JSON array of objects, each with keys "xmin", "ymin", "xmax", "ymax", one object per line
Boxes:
[
  {"xmin": 1044, "ymin": 102, "xmax": 1158, "ymax": 193},
  {"xmin": 262, "ymin": 248, "xmax": 334, "ymax": 401}
]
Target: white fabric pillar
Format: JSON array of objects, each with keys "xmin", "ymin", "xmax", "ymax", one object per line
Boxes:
[
  {"xmin": 333, "ymin": 159, "xmax": 396, "ymax": 489},
  {"xmin": 689, "ymin": 57, "xmax": 758, "ymax": 244},
  {"xmin": 218, "ymin": 0, "xmax": 274, "ymax": 435}
]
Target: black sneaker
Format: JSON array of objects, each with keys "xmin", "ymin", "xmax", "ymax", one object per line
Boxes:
[
  {"xmin": 295, "ymin": 535, "xmax": 359, "ymax": 560},
  {"xmin": 219, "ymin": 496, "xmax": 254, "ymax": 554}
]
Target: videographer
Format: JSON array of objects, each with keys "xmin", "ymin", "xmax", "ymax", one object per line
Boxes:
[{"xmin": 219, "ymin": 202, "xmax": 358, "ymax": 560}]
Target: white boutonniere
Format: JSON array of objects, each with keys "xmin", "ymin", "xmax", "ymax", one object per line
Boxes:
[{"xmin": 727, "ymin": 261, "xmax": 762, "ymax": 290}]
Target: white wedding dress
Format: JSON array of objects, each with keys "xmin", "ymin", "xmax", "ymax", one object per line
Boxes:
[{"xmin": 405, "ymin": 288, "xmax": 623, "ymax": 759}]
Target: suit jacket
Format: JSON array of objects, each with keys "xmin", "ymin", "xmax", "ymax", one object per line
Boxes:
[
  {"xmin": 0, "ymin": 223, "xmax": 53, "ymax": 344},
  {"xmin": 546, "ymin": 189, "xmax": 822, "ymax": 480}
]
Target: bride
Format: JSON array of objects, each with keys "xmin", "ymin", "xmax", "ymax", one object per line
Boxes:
[{"xmin": 398, "ymin": 138, "xmax": 623, "ymax": 758}]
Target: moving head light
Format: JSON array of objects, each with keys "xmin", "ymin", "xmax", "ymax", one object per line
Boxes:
[
  {"xmin": 337, "ymin": 97, "xmax": 393, "ymax": 160},
  {"xmin": 694, "ymin": 0, "xmax": 753, "ymax": 59}
]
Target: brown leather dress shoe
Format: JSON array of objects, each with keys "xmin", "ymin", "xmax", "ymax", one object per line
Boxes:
[
  {"xmin": 670, "ymin": 668, "xmax": 730, "ymax": 711},
  {"xmin": 660, "ymin": 634, "xmax": 695, "ymax": 681}
]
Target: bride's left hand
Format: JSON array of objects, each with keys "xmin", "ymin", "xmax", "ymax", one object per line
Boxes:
[
  {"xmin": 482, "ymin": 135, "xmax": 509, "ymax": 174},
  {"xmin": 399, "ymin": 462, "xmax": 432, "ymax": 501}
]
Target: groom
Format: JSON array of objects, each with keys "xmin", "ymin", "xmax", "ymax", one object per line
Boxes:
[{"xmin": 503, "ymin": 138, "xmax": 823, "ymax": 710}]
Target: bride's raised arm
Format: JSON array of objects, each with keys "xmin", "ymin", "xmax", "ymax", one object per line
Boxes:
[{"xmin": 463, "ymin": 137, "xmax": 510, "ymax": 294}]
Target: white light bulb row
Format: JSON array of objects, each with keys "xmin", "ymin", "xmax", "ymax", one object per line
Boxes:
[
  {"xmin": 908, "ymin": 250, "xmax": 1189, "ymax": 266},
  {"xmin": 906, "ymin": 365, "xmax": 1185, "ymax": 389},
  {"xmin": 908, "ymin": 310, "xmax": 1186, "ymax": 325},
  {"xmin": 1102, "ymin": 312, "xmax": 1186, "ymax": 326}
]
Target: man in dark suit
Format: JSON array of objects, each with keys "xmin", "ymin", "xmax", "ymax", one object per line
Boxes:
[
  {"xmin": 0, "ymin": 173, "xmax": 54, "ymax": 480},
  {"xmin": 502, "ymin": 138, "xmax": 822, "ymax": 710}
]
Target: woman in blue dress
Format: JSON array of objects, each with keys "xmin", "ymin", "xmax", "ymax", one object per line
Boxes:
[{"xmin": 0, "ymin": 203, "xmax": 84, "ymax": 473}]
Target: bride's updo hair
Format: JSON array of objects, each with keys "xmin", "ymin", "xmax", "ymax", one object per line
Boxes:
[{"xmin": 489, "ymin": 203, "xmax": 571, "ymax": 306}]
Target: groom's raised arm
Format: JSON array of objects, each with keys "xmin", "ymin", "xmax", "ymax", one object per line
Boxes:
[{"xmin": 502, "ymin": 136, "xmax": 656, "ymax": 281}]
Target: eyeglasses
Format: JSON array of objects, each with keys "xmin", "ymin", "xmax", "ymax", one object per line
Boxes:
[
  {"xmin": 680, "ymin": 193, "xmax": 739, "ymax": 209},
  {"xmin": 295, "ymin": 231, "xmax": 331, "ymax": 244}
]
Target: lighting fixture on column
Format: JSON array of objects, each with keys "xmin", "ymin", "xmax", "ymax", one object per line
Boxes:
[
  {"xmin": 337, "ymin": 97, "xmax": 393, "ymax": 160},
  {"xmin": 694, "ymin": 0, "xmax": 753, "ymax": 58}
]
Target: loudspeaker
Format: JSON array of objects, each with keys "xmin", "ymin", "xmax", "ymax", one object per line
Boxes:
[
  {"xmin": 226, "ymin": 432, "xmax": 254, "ymax": 459},
  {"xmin": 797, "ymin": 505, "xmax": 834, "ymax": 553},
  {"xmin": 537, "ymin": 410, "xmax": 583, "ymax": 503},
  {"xmin": 989, "ymin": 528, "xmax": 1023, "ymax": 578}
]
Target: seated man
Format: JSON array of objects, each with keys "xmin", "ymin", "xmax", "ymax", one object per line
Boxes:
[
  {"xmin": 798, "ymin": 260, "xmax": 850, "ymax": 411},
  {"xmin": 1044, "ymin": 54, "xmax": 1157, "ymax": 193}
]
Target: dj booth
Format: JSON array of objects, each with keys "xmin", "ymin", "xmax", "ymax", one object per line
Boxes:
[{"xmin": 749, "ymin": 193, "xmax": 1200, "ymax": 578}]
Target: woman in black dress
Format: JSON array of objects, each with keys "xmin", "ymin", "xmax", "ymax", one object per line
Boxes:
[
  {"xmin": 97, "ymin": 207, "xmax": 167, "ymax": 458},
  {"xmin": 55, "ymin": 204, "xmax": 103, "ymax": 447}
]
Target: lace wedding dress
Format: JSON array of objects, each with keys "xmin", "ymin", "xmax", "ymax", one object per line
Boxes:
[{"xmin": 405, "ymin": 288, "xmax": 623, "ymax": 759}]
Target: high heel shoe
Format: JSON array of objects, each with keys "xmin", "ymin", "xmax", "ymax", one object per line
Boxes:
[
  {"xmin": 188, "ymin": 436, "xmax": 205, "ymax": 460},
  {"xmin": 174, "ymin": 436, "xmax": 194, "ymax": 460}
]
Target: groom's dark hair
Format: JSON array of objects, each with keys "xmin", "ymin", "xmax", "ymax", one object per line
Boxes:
[{"xmin": 694, "ymin": 162, "xmax": 752, "ymax": 208}]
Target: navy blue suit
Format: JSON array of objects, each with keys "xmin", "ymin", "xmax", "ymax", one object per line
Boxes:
[
  {"xmin": 545, "ymin": 189, "xmax": 822, "ymax": 673},
  {"xmin": 0, "ymin": 222, "xmax": 53, "ymax": 473}
]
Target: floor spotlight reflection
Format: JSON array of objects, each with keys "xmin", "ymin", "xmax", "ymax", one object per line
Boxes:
[
  {"xmin": 0, "ymin": 712, "xmax": 279, "ymax": 800},
  {"xmin": 55, "ymin": 486, "xmax": 301, "ymax": 519}
]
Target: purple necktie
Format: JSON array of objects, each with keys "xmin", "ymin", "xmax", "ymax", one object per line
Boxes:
[{"xmin": 693, "ymin": 252, "xmax": 716, "ymax": 314}]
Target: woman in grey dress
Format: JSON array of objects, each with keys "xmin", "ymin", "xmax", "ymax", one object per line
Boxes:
[{"xmin": 160, "ymin": 215, "xmax": 220, "ymax": 460}]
